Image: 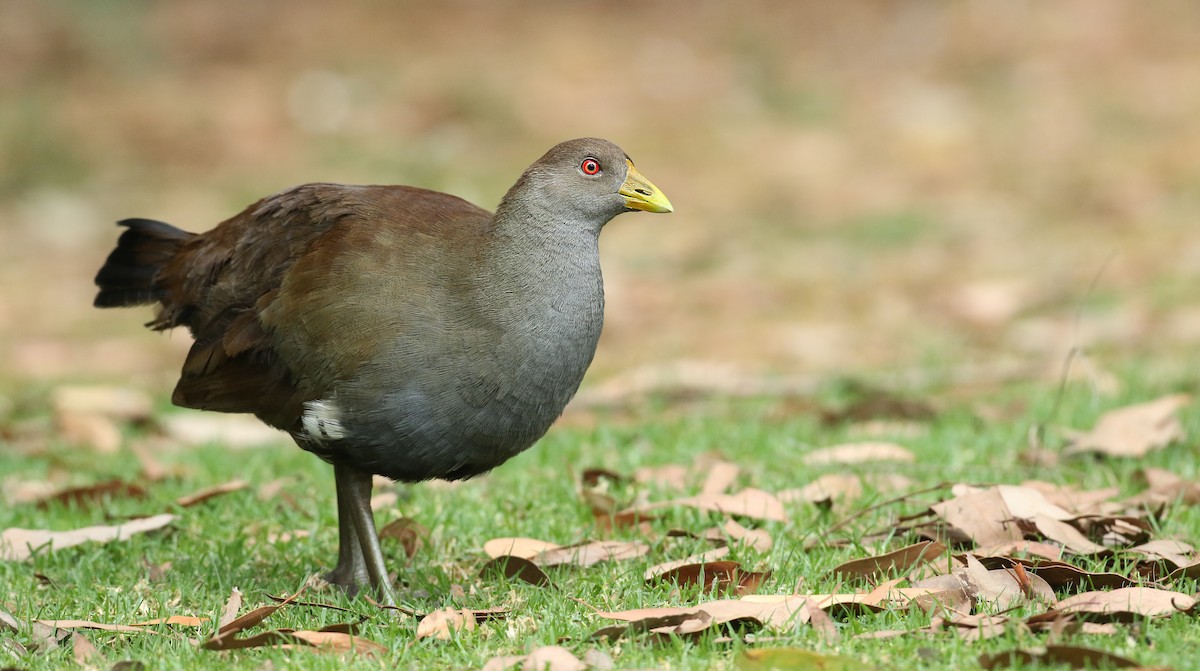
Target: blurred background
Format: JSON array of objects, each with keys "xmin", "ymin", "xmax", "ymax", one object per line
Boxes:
[{"xmin": 2, "ymin": 0, "xmax": 1199, "ymax": 401}]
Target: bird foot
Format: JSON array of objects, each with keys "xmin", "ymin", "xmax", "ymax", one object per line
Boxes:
[{"xmin": 321, "ymin": 566, "xmax": 370, "ymax": 596}]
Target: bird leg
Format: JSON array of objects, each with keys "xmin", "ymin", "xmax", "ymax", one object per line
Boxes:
[
  {"xmin": 323, "ymin": 464, "xmax": 370, "ymax": 592},
  {"xmin": 330, "ymin": 463, "xmax": 398, "ymax": 607}
]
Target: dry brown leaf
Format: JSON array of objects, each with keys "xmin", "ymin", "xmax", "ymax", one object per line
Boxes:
[
  {"xmin": 479, "ymin": 555, "xmax": 552, "ymax": 587},
  {"xmin": 71, "ymin": 632, "xmax": 102, "ymax": 666},
  {"xmin": 415, "ymin": 607, "xmax": 477, "ymax": 640},
  {"xmin": 595, "ymin": 595, "xmax": 813, "ymax": 640},
  {"xmin": 378, "ymin": 517, "xmax": 428, "ymax": 559},
  {"xmin": 3, "ymin": 478, "xmax": 61, "ymax": 506},
  {"xmin": 931, "ymin": 487, "xmax": 1023, "ymax": 547},
  {"xmin": 827, "ymin": 540, "xmax": 948, "ymax": 582},
  {"xmin": 53, "ymin": 385, "xmax": 152, "ymax": 421},
  {"xmin": 1048, "ymin": 586, "xmax": 1196, "ymax": 621},
  {"xmin": 56, "ymin": 411, "xmax": 122, "ymax": 453},
  {"xmin": 34, "ymin": 479, "xmax": 147, "ymax": 509},
  {"xmin": 960, "ymin": 554, "xmax": 1056, "ymax": 610},
  {"xmin": 932, "ymin": 613, "xmax": 1021, "ymax": 642},
  {"xmin": 1010, "ymin": 560, "xmax": 1133, "ymax": 591},
  {"xmin": 993, "ymin": 485, "xmax": 1074, "ymax": 521},
  {"xmin": 972, "ymin": 541, "xmax": 1064, "ymax": 561},
  {"xmin": 482, "ymin": 654, "xmax": 528, "ymax": 671},
  {"xmin": 633, "ymin": 464, "xmax": 689, "ymax": 492},
  {"xmin": 1020, "ymin": 480, "xmax": 1122, "ymax": 516},
  {"xmin": 36, "ymin": 619, "xmax": 157, "ymax": 634},
  {"xmin": 212, "ymin": 589, "xmax": 307, "ymax": 639},
  {"xmin": 218, "ymin": 587, "xmax": 243, "ymax": 629},
  {"xmin": 483, "ymin": 537, "xmax": 561, "ymax": 560},
  {"xmin": 535, "ymin": 540, "xmax": 650, "ymax": 568},
  {"xmin": 645, "ymin": 556, "xmax": 768, "ymax": 595},
  {"xmin": 780, "ymin": 473, "xmax": 863, "ymax": 508},
  {"xmin": 1065, "ymin": 394, "xmax": 1191, "ymax": 458},
  {"xmin": 176, "ymin": 480, "xmax": 248, "ymax": 507},
  {"xmin": 129, "ymin": 439, "xmax": 173, "ymax": 482},
  {"xmin": 644, "ymin": 547, "xmax": 731, "ymax": 580},
  {"xmin": 668, "ymin": 488, "xmax": 787, "ymax": 522},
  {"xmin": 1127, "ymin": 540, "xmax": 1195, "ymax": 570},
  {"xmin": 700, "ymin": 460, "xmax": 740, "ymax": 495},
  {"xmin": 1, "ymin": 513, "xmax": 176, "ymax": 561},
  {"xmin": 802, "ymin": 441, "xmax": 915, "ymax": 466},
  {"xmin": 979, "ymin": 645, "xmax": 1140, "ymax": 669},
  {"xmin": 129, "ymin": 615, "xmax": 207, "ymax": 627},
  {"xmin": 205, "ymin": 628, "xmax": 385, "ymax": 654},
  {"xmin": 720, "ymin": 518, "xmax": 773, "ymax": 553},
  {"xmin": 1029, "ymin": 515, "xmax": 1108, "ymax": 556},
  {"xmin": 518, "ymin": 645, "xmax": 587, "ymax": 671},
  {"xmin": 162, "ymin": 412, "xmax": 288, "ymax": 449}
]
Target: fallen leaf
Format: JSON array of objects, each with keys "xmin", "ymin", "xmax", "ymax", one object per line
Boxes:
[
  {"xmin": 972, "ymin": 541, "xmax": 1064, "ymax": 562},
  {"xmin": 479, "ymin": 555, "xmax": 552, "ymax": 587},
  {"xmin": 633, "ymin": 464, "xmax": 689, "ymax": 492},
  {"xmin": 720, "ymin": 518, "xmax": 773, "ymax": 553},
  {"xmin": 72, "ymin": 632, "xmax": 103, "ymax": 666},
  {"xmin": 980, "ymin": 645, "xmax": 1140, "ymax": 669},
  {"xmin": 935, "ymin": 612, "xmax": 1025, "ymax": 642},
  {"xmin": 644, "ymin": 550, "xmax": 767, "ymax": 596},
  {"xmin": 596, "ymin": 595, "xmax": 813, "ymax": 638},
  {"xmin": 162, "ymin": 412, "xmax": 288, "ymax": 449},
  {"xmin": 739, "ymin": 647, "xmax": 872, "ymax": 670},
  {"xmin": 520, "ymin": 645, "xmax": 587, "ymax": 671},
  {"xmin": 1043, "ymin": 586, "xmax": 1196, "ymax": 621},
  {"xmin": 534, "ymin": 540, "xmax": 650, "ymax": 568},
  {"xmin": 700, "ymin": 460, "xmax": 740, "ymax": 496},
  {"xmin": 211, "ymin": 588, "xmax": 307, "ymax": 639},
  {"xmin": 0, "ymin": 514, "xmax": 176, "ymax": 561},
  {"xmin": 36, "ymin": 620, "xmax": 158, "ymax": 634},
  {"xmin": 1029, "ymin": 515, "xmax": 1108, "ymax": 555},
  {"xmin": 781, "ymin": 474, "xmax": 863, "ymax": 508},
  {"xmin": 175, "ymin": 480, "xmax": 248, "ymax": 507},
  {"xmin": 959, "ymin": 554, "xmax": 1056, "ymax": 610},
  {"xmin": 1020, "ymin": 480, "xmax": 1122, "ymax": 516},
  {"xmin": 378, "ymin": 517, "xmax": 428, "ymax": 559},
  {"xmin": 483, "ymin": 537, "xmax": 561, "ymax": 560},
  {"xmin": 645, "ymin": 547, "xmax": 732, "ymax": 580},
  {"xmin": 656, "ymin": 488, "xmax": 788, "ymax": 523},
  {"xmin": 1008, "ymin": 560, "xmax": 1132, "ymax": 591},
  {"xmin": 930, "ymin": 487, "xmax": 1023, "ymax": 547},
  {"xmin": 34, "ymin": 479, "xmax": 147, "ymax": 509},
  {"xmin": 129, "ymin": 615, "xmax": 207, "ymax": 627},
  {"xmin": 1065, "ymin": 394, "xmax": 1191, "ymax": 458},
  {"xmin": 415, "ymin": 607, "xmax": 477, "ymax": 640},
  {"xmin": 802, "ymin": 441, "xmax": 915, "ymax": 466},
  {"xmin": 56, "ymin": 411, "xmax": 122, "ymax": 453},
  {"xmin": 52, "ymin": 385, "xmax": 152, "ymax": 421},
  {"xmin": 1132, "ymin": 467, "xmax": 1200, "ymax": 506},
  {"xmin": 827, "ymin": 541, "xmax": 948, "ymax": 582},
  {"xmin": 204, "ymin": 628, "xmax": 385, "ymax": 654},
  {"xmin": 218, "ymin": 587, "xmax": 243, "ymax": 629}
]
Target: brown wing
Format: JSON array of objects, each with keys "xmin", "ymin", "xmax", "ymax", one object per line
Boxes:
[
  {"xmin": 161, "ymin": 183, "xmax": 491, "ymax": 431},
  {"xmin": 162, "ymin": 184, "xmax": 376, "ymax": 428}
]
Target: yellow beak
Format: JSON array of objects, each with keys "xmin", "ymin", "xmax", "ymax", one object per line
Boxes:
[{"xmin": 619, "ymin": 160, "xmax": 673, "ymax": 213}]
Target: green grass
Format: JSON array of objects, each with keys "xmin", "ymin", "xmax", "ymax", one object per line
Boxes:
[{"xmin": 2, "ymin": 372, "xmax": 1199, "ymax": 670}]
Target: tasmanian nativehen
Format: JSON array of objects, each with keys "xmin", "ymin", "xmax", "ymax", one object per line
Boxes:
[{"xmin": 94, "ymin": 138, "xmax": 672, "ymax": 605}]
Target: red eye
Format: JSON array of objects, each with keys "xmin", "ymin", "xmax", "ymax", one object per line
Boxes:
[{"xmin": 580, "ymin": 158, "xmax": 601, "ymax": 175}]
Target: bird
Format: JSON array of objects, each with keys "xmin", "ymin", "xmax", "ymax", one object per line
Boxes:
[{"xmin": 93, "ymin": 138, "xmax": 672, "ymax": 606}]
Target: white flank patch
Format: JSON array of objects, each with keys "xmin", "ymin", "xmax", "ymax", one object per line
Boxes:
[{"xmin": 301, "ymin": 399, "xmax": 347, "ymax": 441}]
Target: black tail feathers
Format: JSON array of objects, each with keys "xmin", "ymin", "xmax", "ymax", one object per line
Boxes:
[{"xmin": 94, "ymin": 218, "xmax": 193, "ymax": 309}]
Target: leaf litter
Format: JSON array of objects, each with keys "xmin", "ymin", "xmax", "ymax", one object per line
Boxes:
[{"xmin": 10, "ymin": 389, "xmax": 1200, "ymax": 667}]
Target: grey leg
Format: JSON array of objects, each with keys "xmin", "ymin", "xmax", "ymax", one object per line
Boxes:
[
  {"xmin": 323, "ymin": 464, "xmax": 370, "ymax": 592},
  {"xmin": 337, "ymin": 463, "xmax": 399, "ymax": 607}
]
